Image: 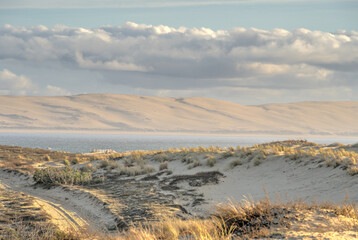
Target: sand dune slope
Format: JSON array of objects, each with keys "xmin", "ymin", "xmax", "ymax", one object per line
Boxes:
[{"xmin": 0, "ymin": 94, "xmax": 357, "ymax": 136}]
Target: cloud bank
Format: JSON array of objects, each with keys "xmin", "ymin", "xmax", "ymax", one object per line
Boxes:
[{"xmin": 0, "ymin": 23, "xmax": 357, "ymax": 103}]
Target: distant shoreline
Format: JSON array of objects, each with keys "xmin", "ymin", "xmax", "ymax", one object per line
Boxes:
[{"xmin": 1, "ymin": 128, "xmax": 358, "ymax": 139}]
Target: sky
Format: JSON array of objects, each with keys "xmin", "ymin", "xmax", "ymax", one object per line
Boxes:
[{"xmin": 0, "ymin": 0, "xmax": 357, "ymax": 104}]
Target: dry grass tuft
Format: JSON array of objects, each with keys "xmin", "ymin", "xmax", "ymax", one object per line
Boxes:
[{"xmin": 121, "ymin": 217, "xmax": 234, "ymax": 240}]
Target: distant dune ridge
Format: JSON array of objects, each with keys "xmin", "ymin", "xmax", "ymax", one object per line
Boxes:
[{"xmin": 0, "ymin": 94, "xmax": 357, "ymax": 136}]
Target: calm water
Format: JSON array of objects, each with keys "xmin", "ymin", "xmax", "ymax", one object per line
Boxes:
[{"xmin": 0, "ymin": 133, "xmax": 357, "ymax": 153}]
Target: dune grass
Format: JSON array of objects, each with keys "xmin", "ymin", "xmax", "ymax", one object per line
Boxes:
[
  {"xmin": 33, "ymin": 166, "xmax": 95, "ymax": 185},
  {"xmin": 0, "ymin": 145, "xmax": 93, "ymax": 173},
  {"xmin": 1, "ymin": 141, "xmax": 358, "ymax": 239},
  {"xmin": 3, "ymin": 193, "xmax": 356, "ymax": 240},
  {"xmin": 97, "ymin": 140, "xmax": 358, "ymax": 175}
]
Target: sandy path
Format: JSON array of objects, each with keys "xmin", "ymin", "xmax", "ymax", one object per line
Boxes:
[
  {"xmin": 0, "ymin": 169, "xmax": 117, "ymax": 232},
  {"xmin": 33, "ymin": 197, "xmax": 87, "ymax": 231}
]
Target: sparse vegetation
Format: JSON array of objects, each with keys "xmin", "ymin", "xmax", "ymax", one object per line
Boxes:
[
  {"xmin": 71, "ymin": 157, "xmax": 80, "ymax": 165},
  {"xmin": 33, "ymin": 167, "xmax": 94, "ymax": 185},
  {"xmin": 154, "ymin": 152, "xmax": 169, "ymax": 162},
  {"xmin": 2, "ymin": 141, "xmax": 358, "ymax": 240},
  {"xmin": 348, "ymin": 166, "xmax": 358, "ymax": 176},
  {"xmin": 212, "ymin": 197, "xmax": 358, "ymax": 239},
  {"xmin": 0, "ymin": 145, "xmax": 92, "ymax": 173},
  {"xmin": 182, "ymin": 155, "xmax": 194, "ymax": 165},
  {"xmin": 115, "ymin": 164, "xmax": 155, "ymax": 176},
  {"xmin": 81, "ymin": 163, "xmax": 95, "ymax": 172},
  {"xmin": 63, "ymin": 159, "xmax": 70, "ymax": 166},
  {"xmin": 229, "ymin": 159, "xmax": 242, "ymax": 168},
  {"xmin": 188, "ymin": 159, "xmax": 202, "ymax": 169},
  {"xmin": 253, "ymin": 158, "xmax": 261, "ymax": 166},
  {"xmin": 159, "ymin": 161, "xmax": 168, "ymax": 171},
  {"xmin": 44, "ymin": 155, "xmax": 51, "ymax": 162},
  {"xmin": 222, "ymin": 150, "xmax": 234, "ymax": 159},
  {"xmin": 206, "ymin": 155, "xmax": 217, "ymax": 167},
  {"xmin": 2, "ymin": 191, "xmax": 357, "ymax": 240}
]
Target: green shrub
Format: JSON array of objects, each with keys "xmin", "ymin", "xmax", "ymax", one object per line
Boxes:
[
  {"xmin": 188, "ymin": 159, "xmax": 202, "ymax": 169},
  {"xmin": 182, "ymin": 156, "xmax": 194, "ymax": 164},
  {"xmin": 154, "ymin": 152, "xmax": 168, "ymax": 162},
  {"xmin": 206, "ymin": 156, "xmax": 216, "ymax": 167},
  {"xmin": 33, "ymin": 167, "xmax": 93, "ymax": 185},
  {"xmin": 348, "ymin": 166, "xmax": 358, "ymax": 176},
  {"xmin": 44, "ymin": 155, "xmax": 51, "ymax": 161},
  {"xmin": 63, "ymin": 159, "xmax": 70, "ymax": 166},
  {"xmin": 253, "ymin": 158, "xmax": 261, "ymax": 166},
  {"xmin": 116, "ymin": 164, "xmax": 155, "ymax": 176},
  {"xmin": 229, "ymin": 159, "xmax": 242, "ymax": 168},
  {"xmin": 222, "ymin": 151, "xmax": 234, "ymax": 159},
  {"xmin": 159, "ymin": 161, "xmax": 168, "ymax": 171},
  {"xmin": 71, "ymin": 157, "xmax": 79, "ymax": 165},
  {"xmin": 81, "ymin": 163, "xmax": 95, "ymax": 172},
  {"xmin": 99, "ymin": 159, "xmax": 110, "ymax": 168}
]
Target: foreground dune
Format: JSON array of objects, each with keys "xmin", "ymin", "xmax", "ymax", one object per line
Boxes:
[
  {"xmin": 0, "ymin": 94, "xmax": 358, "ymax": 136},
  {"xmin": 0, "ymin": 140, "xmax": 357, "ymax": 239}
]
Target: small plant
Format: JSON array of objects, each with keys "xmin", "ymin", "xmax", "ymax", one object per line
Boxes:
[
  {"xmin": 182, "ymin": 156, "xmax": 194, "ymax": 164},
  {"xmin": 130, "ymin": 151, "xmax": 146, "ymax": 162},
  {"xmin": 116, "ymin": 164, "xmax": 155, "ymax": 176},
  {"xmin": 206, "ymin": 156, "xmax": 217, "ymax": 167},
  {"xmin": 71, "ymin": 157, "xmax": 79, "ymax": 165},
  {"xmin": 207, "ymin": 145, "xmax": 222, "ymax": 153},
  {"xmin": 348, "ymin": 166, "xmax": 358, "ymax": 176},
  {"xmin": 188, "ymin": 159, "xmax": 202, "ymax": 169},
  {"xmin": 222, "ymin": 151, "xmax": 234, "ymax": 159},
  {"xmin": 81, "ymin": 163, "xmax": 95, "ymax": 172},
  {"xmin": 63, "ymin": 159, "xmax": 70, "ymax": 166},
  {"xmin": 99, "ymin": 159, "xmax": 110, "ymax": 168},
  {"xmin": 159, "ymin": 161, "xmax": 168, "ymax": 171},
  {"xmin": 253, "ymin": 158, "xmax": 261, "ymax": 166},
  {"xmin": 230, "ymin": 159, "xmax": 242, "ymax": 168},
  {"xmin": 106, "ymin": 160, "xmax": 119, "ymax": 170},
  {"xmin": 44, "ymin": 155, "xmax": 51, "ymax": 161},
  {"xmin": 154, "ymin": 152, "xmax": 169, "ymax": 162}
]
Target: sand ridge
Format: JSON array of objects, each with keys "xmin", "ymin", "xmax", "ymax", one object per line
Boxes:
[{"xmin": 0, "ymin": 94, "xmax": 357, "ymax": 136}]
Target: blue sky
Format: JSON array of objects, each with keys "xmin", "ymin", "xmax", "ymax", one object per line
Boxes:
[
  {"xmin": 0, "ymin": 0, "xmax": 357, "ymax": 104},
  {"xmin": 0, "ymin": 0, "xmax": 356, "ymax": 31}
]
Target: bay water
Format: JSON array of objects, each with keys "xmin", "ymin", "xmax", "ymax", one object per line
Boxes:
[{"xmin": 0, "ymin": 133, "xmax": 357, "ymax": 153}]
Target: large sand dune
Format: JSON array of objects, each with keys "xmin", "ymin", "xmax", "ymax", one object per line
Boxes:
[{"xmin": 0, "ymin": 94, "xmax": 357, "ymax": 136}]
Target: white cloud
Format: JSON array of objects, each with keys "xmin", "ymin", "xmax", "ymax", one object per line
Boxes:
[
  {"xmin": 45, "ymin": 85, "xmax": 71, "ymax": 96},
  {"xmin": 1, "ymin": 23, "xmax": 356, "ymax": 79},
  {"xmin": 0, "ymin": 23, "xmax": 357, "ymax": 102},
  {"xmin": 0, "ymin": 69, "xmax": 34, "ymax": 95}
]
